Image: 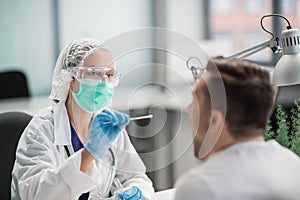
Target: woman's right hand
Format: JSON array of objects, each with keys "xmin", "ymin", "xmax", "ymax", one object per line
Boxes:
[{"xmin": 84, "ymin": 109, "xmax": 129, "ymax": 159}]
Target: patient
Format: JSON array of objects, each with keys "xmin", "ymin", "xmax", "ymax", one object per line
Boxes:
[{"xmin": 175, "ymin": 57, "xmax": 300, "ymax": 200}]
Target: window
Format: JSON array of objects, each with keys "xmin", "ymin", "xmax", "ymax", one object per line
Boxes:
[
  {"xmin": 282, "ymin": 0, "xmax": 295, "ymax": 14},
  {"xmin": 209, "ymin": 0, "xmax": 273, "ymax": 63},
  {"xmin": 244, "ymin": 0, "xmax": 266, "ymax": 13},
  {"xmin": 210, "ymin": 0, "xmax": 236, "ymax": 14}
]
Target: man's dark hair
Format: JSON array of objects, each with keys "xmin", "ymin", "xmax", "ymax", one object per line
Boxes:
[{"xmin": 202, "ymin": 57, "xmax": 275, "ymax": 138}]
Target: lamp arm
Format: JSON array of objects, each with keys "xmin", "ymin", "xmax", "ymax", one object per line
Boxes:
[
  {"xmin": 227, "ymin": 37, "xmax": 280, "ymax": 59},
  {"xmin": 186, "ymin": 37, "xmax": 280, "ymax": 81}
]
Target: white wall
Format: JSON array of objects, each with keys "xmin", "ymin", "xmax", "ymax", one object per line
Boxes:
[{"xmin": 0, "ymin": 0, "xmax": 54, "ymax": 96}]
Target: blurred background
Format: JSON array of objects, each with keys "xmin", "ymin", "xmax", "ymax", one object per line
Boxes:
[{"xmin": 1, "ymin": 0, "xmax": 300, "ymax": 191}]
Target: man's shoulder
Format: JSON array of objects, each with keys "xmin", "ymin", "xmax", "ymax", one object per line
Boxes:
[
  {"xmin": 176, "ymin": 165, "xmax": 214, "ymax": 189},
  {"xmin": 175, "ymin": 167, "xmax": 214, "ymax": 200}
]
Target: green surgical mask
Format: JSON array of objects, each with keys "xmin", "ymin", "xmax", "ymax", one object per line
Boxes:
[{"xmin": 72, "ymin": 81, "xmax": 114, "ymax": 113}]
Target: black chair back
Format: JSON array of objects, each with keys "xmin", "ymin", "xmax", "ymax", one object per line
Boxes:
[
  {"xmin": 0, "ymin": 71, "xmax": 30, "ymax": 99},
  {"xmin": 0, "ymin": 111, "xmax": 32, "ymax": 199}
]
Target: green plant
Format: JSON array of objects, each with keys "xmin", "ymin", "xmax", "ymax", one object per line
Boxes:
[
  {"xmin": 265, "ymin": 120, "xmax": 275, "ymax": 141},
  {"xmin": 265, "ymin": 100, "xmax": 300, "ymax": 156},
  {"xmin": 290, "ymin": 100, "xmax": 300, "ymax": 156}
]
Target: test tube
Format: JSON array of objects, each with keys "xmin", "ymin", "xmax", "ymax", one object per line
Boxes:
[{"xmin": 114, "ymin": 177, "xmax": 124, "ymax": 190}]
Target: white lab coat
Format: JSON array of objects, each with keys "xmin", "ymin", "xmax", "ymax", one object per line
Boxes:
[{"xmin": 11, "ymin": 102, "xmax": 154, "ymax": 200}]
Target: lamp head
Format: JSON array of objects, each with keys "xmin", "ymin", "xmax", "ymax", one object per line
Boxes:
[
  {"xmin": 272, "ymin": 27, "xmax": 300, "ymax": 86},
  {"xmin": 280, "ymin": 28, "xmax": 300, "ymax": 55}
]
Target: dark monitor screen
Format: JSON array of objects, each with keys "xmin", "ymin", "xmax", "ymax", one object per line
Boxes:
[{"xmin": 275, "ymin": 84, "xmax": 300, "ymax": 106}]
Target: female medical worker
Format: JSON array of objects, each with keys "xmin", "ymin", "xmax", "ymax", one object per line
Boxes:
[{"xmin": 11, "ymin": 38, "xmax": 154, "ymax": 200}]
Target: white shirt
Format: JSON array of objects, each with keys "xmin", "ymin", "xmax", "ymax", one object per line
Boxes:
[
  {"xmin": 175, "ymin": 140, "xmax": 300, "ymax": 200},
  {"xmin": 11, "ymin": 102, "xmax": 154, "ymax": 200}
]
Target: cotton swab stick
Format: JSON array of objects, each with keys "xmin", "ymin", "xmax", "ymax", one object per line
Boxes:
[
  {"xmin": 103, "ymin": 114, "xmax": 153, "ymax": 124},
  {"xmin": 129, "ymin": 114, "xmax": 153, "ymax": 121}
]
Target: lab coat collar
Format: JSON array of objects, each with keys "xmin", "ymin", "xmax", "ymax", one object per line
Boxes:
[{"xmin": 53, "ymin": 101, "xmax": 72, "ymax": 145}]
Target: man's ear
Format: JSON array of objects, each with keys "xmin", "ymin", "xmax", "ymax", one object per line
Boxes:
[
  {"xmin": 198, "ymin": 110, "xmax": 225, "ymax": 159},
  {"xmin": 210, "ymin": 110, "xmax": 225, "ymax": 131}
]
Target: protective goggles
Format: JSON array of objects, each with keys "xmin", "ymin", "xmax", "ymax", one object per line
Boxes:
[{"xmin": 69, "ymin": 66, "xmax": 120, "ymax": 87}]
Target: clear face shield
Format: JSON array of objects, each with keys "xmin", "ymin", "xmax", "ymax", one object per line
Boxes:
[{"xmin": 69, "ymin": 66, "xmax": 121, "ymax": 88}]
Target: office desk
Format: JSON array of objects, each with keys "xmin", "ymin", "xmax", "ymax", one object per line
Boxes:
[{"xmin": 0, "ymin": 95, "xmax": 53, "ymax": 114}]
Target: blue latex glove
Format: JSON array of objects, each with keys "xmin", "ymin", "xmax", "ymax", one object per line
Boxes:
[
  {"xmin": 118, "ymin": 186, "xmax": 144, "ymax": 200},
  {"xmin": 84, "ymin": 109, "xmax": 130, "ymax": 158}
]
